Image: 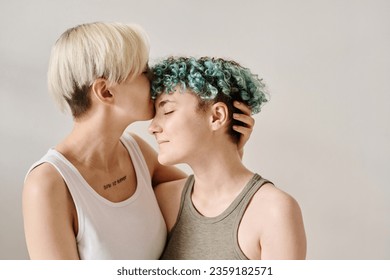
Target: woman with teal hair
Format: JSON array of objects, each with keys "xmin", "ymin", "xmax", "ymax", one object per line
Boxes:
[{"xmin": 149, "ymin": 56, "xmax": 307, "ymax": 259}]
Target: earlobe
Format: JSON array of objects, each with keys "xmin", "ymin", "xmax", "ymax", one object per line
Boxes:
[
  {"xmin": 210, "ymin": 102, "xmax": 229, "ymax": 130},
  {"xmin": 92, "ymin": 78, "xmax": 113, "ymax": 104}
]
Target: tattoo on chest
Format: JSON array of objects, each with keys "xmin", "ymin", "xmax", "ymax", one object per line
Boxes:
[{"xmin": 103, "ymin": 175, "xmax": 127, "ymax": 190}]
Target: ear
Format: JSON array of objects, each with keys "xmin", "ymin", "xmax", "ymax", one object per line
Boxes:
[
  {"xmin": 91, "ymin": 78, "xmax": 114, "ymax": 104},
  {"xmin": 210, "ymin": 102, "xmax": 229, "ymax": 131}
]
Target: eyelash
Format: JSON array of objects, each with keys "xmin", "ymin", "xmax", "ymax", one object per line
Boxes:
[{"xmin": 164, "ymin": 111, "xmax": 174, "ymax": 115}]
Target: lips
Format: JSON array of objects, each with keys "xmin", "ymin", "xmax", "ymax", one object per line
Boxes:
[{"xmin": 157, "ymin": 140, "xmax": 169, "ymax": 145}]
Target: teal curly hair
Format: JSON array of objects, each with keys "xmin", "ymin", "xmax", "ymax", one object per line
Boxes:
[{"xmin": 150, "ymin": 56, "xmax": 268, "ymax": 114}]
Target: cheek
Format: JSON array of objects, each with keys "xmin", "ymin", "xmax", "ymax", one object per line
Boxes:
[
  {"xmin": 141, "ymin": 77, "xmax": 151, "ymax": 94},
  {"xmin": 179, "ymin": 119, "xmax": 209, "ymax": 144},
  {"xmin": 134, "ymin": 78, "xmax": 150, "ymax": 99},
  {"xmin": 137, "ymin": 91, "xmax": 152, "ymax": 108}
]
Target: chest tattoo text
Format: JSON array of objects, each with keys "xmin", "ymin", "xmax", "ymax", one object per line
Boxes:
[{"xmin": 103, "ymin": 175, "xmax": 127, "ymax": 190}]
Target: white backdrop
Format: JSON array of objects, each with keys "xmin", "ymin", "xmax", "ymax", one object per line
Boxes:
[{"xmin": 0, "ymin": 0, "xmax": 389, "ymax": 259}]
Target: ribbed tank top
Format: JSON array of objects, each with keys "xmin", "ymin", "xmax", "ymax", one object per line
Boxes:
[
  {"xmin": 26, "ymin": 133, "xmax": 166, "ymax": 259},
  {"xmin": 161, "ymin": 173, "xmax": 269, "ymax": 260}
]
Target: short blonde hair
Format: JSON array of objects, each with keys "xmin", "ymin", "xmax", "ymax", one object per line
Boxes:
[{"xmin": 47, "ymin": 22, "xmax": 150, "ymax": 117}]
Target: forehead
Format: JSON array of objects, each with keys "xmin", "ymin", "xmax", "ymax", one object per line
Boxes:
[{"xmin": 155, "ymin": 88, "xmax": 200, "ymax": 107}]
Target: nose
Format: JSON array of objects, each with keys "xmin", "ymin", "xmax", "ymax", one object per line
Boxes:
[{"xmin": 148, "ymin": 117, "xmax": 162, "ymax": 135}]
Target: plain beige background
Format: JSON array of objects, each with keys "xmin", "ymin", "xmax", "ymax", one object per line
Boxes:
[{"xmin": 0, "ymin": 0, "xmax": 389, "ymax": 259}]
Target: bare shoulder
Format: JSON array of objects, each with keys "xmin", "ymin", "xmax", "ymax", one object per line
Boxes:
[
  {"xmin": 128, "ymin": 132, "xmax": 157, "ymax": 156},
  {"xmin": 154, "ymin": 178, "xmax": 188, "ymax": 231},
  {"xmin": 127, "ymin": 132, "xmax": 155, "ymax": 164},
  {"xmin": 128, "ymin": 132, "xmax": 148, "ymax": 149},
  {"xmin": 245, "ymin": 182, "xmax": 306, "ymax": 259},
  {"xmin": 23, "ymin": 162, "xmax": 75, "ymax": 224},
  {"xmin": 23, "ymin": 163, "xmax": 79, "ymax": 259},
  {"xmin": 248, "ymin": 182, "xmax": 305, "ymax": 235},
  {"xmin": 23, "ymin": 162, "xmax": 68, "ymax": 201},
  {"xmin": 154, "ymin": 178, "xmax": 187, "ymax": 203},
  {"xmin": 252, "ymin": 183, "xmax": 302, "ymax": 217}
]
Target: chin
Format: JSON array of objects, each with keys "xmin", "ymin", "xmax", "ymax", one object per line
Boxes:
[{"xmin": 157, "ymin": 154, "xmax": 179, "ymax": 166}]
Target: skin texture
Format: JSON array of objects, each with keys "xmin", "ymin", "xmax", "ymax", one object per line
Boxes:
[
  {"xmin": 149, "ymin": 89, "xmax": 307, "ymax": 260},
  {"xmin": 23, "ymin": 72, "xmax": 254, "ymax": 259},
  {"xmin": 22, "ymin": 72, "xmax": 187, "ymax": 259}
]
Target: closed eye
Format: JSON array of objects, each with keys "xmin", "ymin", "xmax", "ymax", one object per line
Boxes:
[{"xmin": 164, "ymin": 111, "xmax": 174, "ymax": 115}]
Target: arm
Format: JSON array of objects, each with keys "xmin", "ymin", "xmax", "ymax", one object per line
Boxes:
[
  {"xmin": 130, "ymin": 133, "xmax": 187, "ymax": 187},
  {"xmin": 154, "ymin": 179, "xmax": 186, "ymax": 231},
  {"xmin": 259, "ymin": 188, "xmax": 307, "ymax": 259},
  {"xmin": 232, "ymin": 101, "xmax": 255, "ymax": 158},
  {"xmin": 23, "ymin": 164, "xmax": 80, "ymax": 259}
]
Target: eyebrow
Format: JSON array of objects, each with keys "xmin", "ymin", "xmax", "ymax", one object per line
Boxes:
[{"xmin": 157, "ymin": 99, "xmax": 176, "ymax": 108}]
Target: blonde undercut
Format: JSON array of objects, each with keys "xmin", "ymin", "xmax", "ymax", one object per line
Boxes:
[{"xmin": 47, "ymin": 22, "xmax": 150, "ymax": 117}]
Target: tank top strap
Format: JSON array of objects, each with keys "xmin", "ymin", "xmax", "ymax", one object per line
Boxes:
[
  {"xmin": 204, "ymin": 173, "xmax": 270, "ymax": 219},
  {"xmin": 168, "ymin": 175, "xmax": 194, "ymax": 236},
  {"xmin": 181, "ymin": 175, "xmax": 195, "ymax": 210},
  {"xmin": 120, "ymin": 133, "xmax": 151, "ymax": 186},
  {"xmin": 232, "ymin": 173, "xmax": 271, "ymax": 219},
  {"xmin": 232, "ymin": 173, "xmax": 272, "ymax": 259},
  {"xmin": 161, "ymin": 173, "xmax": 270, "ymax": 259},
  {"xmin": 181, "ymin": 174, "xmax": 269, "ymax": 222},
  {"xmin": 236, "ymin": 174, "xmax": 270, "ymax": 209}
]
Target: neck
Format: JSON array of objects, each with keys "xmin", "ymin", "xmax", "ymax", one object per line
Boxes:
[
  {"xmin": 187, "ymin": 138, "xmax": 254, "ymax": 217},
  {"xmin": 189, "ymin": 139, "xmax": 254, "ymax": 197},
  {"xmin": 56, "ymin": 112, "xmax": 131, "ymax": 172}
]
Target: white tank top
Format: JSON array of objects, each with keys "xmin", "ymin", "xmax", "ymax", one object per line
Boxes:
[{"xmin": 26, "ymin": 133, "xmax": 167, "ymax": 259}]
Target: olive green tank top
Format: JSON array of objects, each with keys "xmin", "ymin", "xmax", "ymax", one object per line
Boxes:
[{"xmin": 160, "ymin": 173, "xmax": 270, "ymax": 260}]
